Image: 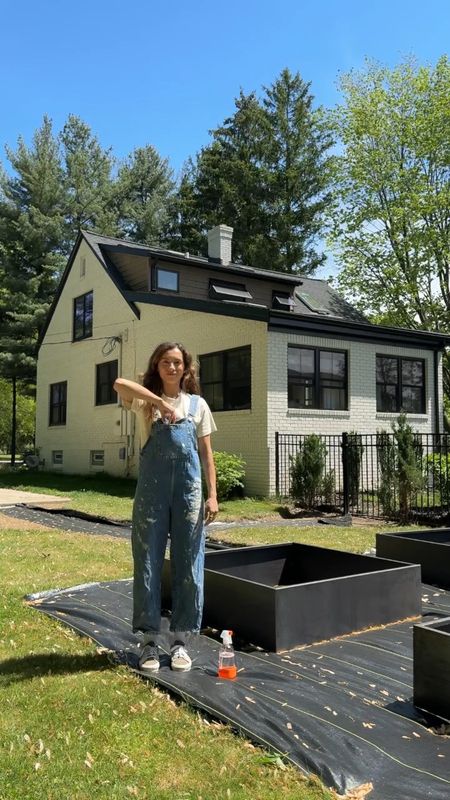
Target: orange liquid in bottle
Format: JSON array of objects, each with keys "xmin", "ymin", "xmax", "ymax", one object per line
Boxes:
[{"xmin": 218, "ymin": 664, "xmax": 237, "ymax": 679}]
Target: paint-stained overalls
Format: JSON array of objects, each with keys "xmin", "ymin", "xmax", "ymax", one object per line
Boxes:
[{"xmin": 132, "ymin": 394, "xmax": 204, "ymax": 637}]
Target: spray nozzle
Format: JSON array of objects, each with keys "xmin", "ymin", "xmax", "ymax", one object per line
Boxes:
[{"xmin": 220, "ymin": 630, "xmax": 233, "ymax": 646}]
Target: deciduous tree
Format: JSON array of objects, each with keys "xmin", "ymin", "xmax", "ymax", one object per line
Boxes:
[{"xmin": 329, "ymin": 56, "xmax": 450, "ymax": 402}]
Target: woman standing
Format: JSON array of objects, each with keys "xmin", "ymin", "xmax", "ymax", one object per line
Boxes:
[{"xmin": 114, "ymin": 342, "xmax": 218, "ymax": 673}]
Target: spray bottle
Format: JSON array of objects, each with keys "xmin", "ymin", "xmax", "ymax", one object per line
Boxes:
[{"xmin": 218, "ymin": 629, "xmax": 237, "ymax": 679}]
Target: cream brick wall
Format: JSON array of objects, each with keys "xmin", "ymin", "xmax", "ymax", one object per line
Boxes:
[
  {"xmin": 267, "ymin": 330, "xmax": 440, "ymax": 494},
  {"xmin": 36, "ymin": 242, "xmax": 269, "ymax": 493}
]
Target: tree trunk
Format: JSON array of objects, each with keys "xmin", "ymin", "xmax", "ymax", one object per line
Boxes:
[{"xmin": 10, "ymin": 375, "xmax": 17, "ymax": 466}]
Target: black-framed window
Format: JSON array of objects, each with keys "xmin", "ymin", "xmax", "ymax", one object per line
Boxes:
[
  {"xmin": 288, "ymin": 346, "xmax": 347, "ymax": 410},
  {"xmin": 49, "ymin": 381, "xmax": 67, "ymax": 426},
  {"xmin": 73, "ymin": 291, "xmax": 93, "ymax": 341},
  {"xmin": 199, "ymin": 346, "xmax": 251, "ymax": 411},
  {"xmin": 209, "ymin": 279, "xmax": 252, "ymax": 302},
  {"xmin": 96, "ymin": 360, "xmax": 118, "ymax": 406},
  {"xmin": 272, "ymin": 290, "xmax": 295, "ymax": 310},
  {"xmin": 376, "ymin": 355, "xmax": 425, "ymax": 413},
  {"xmin": 155, "ymin": 267, "xmax": 179, "ymax": 292}
]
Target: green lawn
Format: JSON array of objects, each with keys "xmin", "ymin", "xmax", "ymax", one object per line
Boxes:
[
  {"xmin": 0, "ymin": 470, "xmax": 423, "ymax": 554},
  {"xmin": 207, "ymin": 522, "xmax": 406, "ymax": 552},
  {"xmin": 0, "ymin": 470, "xmax": 136, "ymax": 520},
  {"xmin": 0, "ymin": 471, "xmax": 288, "ymax": 522},
  {"xmin": 0, "ymin": 526, "xmax": 332, "ymax": 800},
  {"xmin": 0, "ymin": 471, "xmax": 427, "ymax": 798}
]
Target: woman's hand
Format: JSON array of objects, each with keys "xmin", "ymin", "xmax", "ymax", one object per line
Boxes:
[
  {"xmin": 198, "ymin": 436, "xmax": 218, "ymax": 525},
  {"xmin": 204, "ymin": 496, "xmax": 219, "ymax": 525},
  {"xmin": 155, "ymin": 397, "xmax": 177, "ymax": 423}
]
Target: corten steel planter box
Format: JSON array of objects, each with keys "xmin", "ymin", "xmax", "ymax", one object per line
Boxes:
[
  {"xmin": 376, "ymin": 529, "xmax": 450, "ymax": 588},
  {"xmin": 162, "ymin": 543, "xmax": 422, "ymax": 652},
  {"xmin": 414, "ymin": 617, "xmax": 450, "ymax": 723}
]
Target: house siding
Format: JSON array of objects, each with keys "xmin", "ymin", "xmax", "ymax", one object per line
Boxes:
[
  {"xmin": 36, "ymin": 241, "xmax": 269, "ymax": 494},
  {"xmin": 267, "ymin": 330, "xmax": 440, "ymax": 495},
  {"xmin": 125, "ymin": 305, "xmax": 269, "ymax": 496},
  {"xmin": 35, "ymin": 233, "xmax": 447, "ymax": 500},
  {"xmin": 36, "ymin": 240, "xmax": 137, "ymax": 476},
  {"xmin": 109, "ymin": 251, "xmax": 294, "ymax": 308}
]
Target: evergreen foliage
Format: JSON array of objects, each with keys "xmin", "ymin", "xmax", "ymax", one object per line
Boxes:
[
  {"xmin": 290, "ymin": 434, "xmax": 327, "ymax": 509},
  {"xmin": 376, "ymin": 432, "xmax": 396, "ymax": 517},
  {"xmin": 426, "ymin": 453, "xmax": 450, "ymax": 504},
  {"xmin": 394, "ymin": 413, "xmax": 424, "ymax": 521},
  {"xmin": 60, "ymin": 115, "xmax": 117, "ymax": 241},
  {"xmin": 376, "ymin": 414, "xmax": 424, "ymax": 520},
  {"xmin": 347, "ymin": 432, "xmax": 364, "ymax": 507},
  {"xmin": 0, "ymin": 116, "xmax": 65, "ymax": 390},
  {"xmin": 0, "ymin": 379, "xmax": 35, "ymax": 453},
  {"xmin": 113, "ymin": 145, "xmax": 175, "ymax": 243},
  {"xmin": 166, "ymin": 69, "xmax": 334, "ymax": 272}
]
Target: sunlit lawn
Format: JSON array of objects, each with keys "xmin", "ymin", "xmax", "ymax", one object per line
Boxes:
[
  {"xmin": 0, "ymin": 471, "xmax": 288, "ymax": 522},
  {"xmin": 0, "ymin": 527, "xmax": 332, "ymax": 800},
  {"xmin": 0, "ymin": 471, "xmax": 430, "ymax": 798},
  {"xmin": 207, "ymin": 521, "xmax": 410, "ymax": 553}
]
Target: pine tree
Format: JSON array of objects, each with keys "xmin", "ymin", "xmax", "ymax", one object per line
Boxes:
[
  {"xmin": 0, "ymin": 116, "xmax": 65, "ymax": 461},
  {"xmin": 262, "ymin": 69, "xmax": 334, "ymax": 273},
  {"xmin": 114, "ymin": 145, "xmax": 175, "ymax": 243},
  {"xmin": 167, "ymin": 71, "xmax": 334, "ymax": 272},
  {"xmin": 60, "ymin": 114, "xmax": 117, "ymax": 245}
]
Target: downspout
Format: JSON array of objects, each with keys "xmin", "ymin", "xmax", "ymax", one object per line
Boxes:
[{"xmin": 434, "ymin": 349, "xmax": 440, "ymax": 437}]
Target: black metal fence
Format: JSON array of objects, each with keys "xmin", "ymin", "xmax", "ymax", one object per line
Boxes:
[{"xmin": 275, "ymin": 431, "xmax": 450, "ymax": 520}]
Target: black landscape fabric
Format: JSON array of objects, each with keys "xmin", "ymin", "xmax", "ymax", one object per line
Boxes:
[{"xmin": 27, "ymin": 579, "xmax": 450, "ymax": 799}]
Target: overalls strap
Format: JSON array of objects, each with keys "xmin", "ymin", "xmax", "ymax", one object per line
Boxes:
[{"xmin": 187, "ymin": 394, "xmax": 200, "ymax": 418}]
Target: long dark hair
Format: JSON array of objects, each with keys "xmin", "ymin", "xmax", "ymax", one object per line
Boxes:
[{"xmin": 142, "ymin": 341, "xmax": 200, "ymax": 396}]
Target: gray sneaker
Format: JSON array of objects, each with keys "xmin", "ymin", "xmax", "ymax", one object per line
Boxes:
[
  {"xmin": 170, "ymin": 644, "xmax": 192, "ymax": 672},
  {"xmin": 139, "ymin": 642, "xmax": 160, "ymax": 672}
]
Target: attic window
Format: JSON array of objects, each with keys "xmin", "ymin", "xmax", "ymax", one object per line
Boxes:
[
  {"xmin": 155, "ymin": 267, "xmax": 179, "ymax": 292},
  {"xmin": 295, "ymin": 290, "xmax": 330, "ymax": 315},
  {"xmin": 209, "ymin": 280, "xmax": 252, "ymax": 302},
  {"xmin": 272, "ymin": 291, "xmax": 295, "ymax": 311}
]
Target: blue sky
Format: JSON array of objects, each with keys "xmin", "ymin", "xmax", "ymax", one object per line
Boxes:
[
  {"xmin": 2, "ymin": 0, "xmax": 449, "ymax": 177},
  {"xmin": 2, "ymin": 1, "xmax": 449, "ymax": 277}
]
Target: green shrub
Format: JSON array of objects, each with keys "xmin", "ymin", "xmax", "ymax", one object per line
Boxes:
[
  {"xmin": 394, "ymin": 413, "xmax": 424, "ymax": 521},
  {"xmin": 208, "ymin": 451, "xmax": 246, "ymax": 501},
  {"xmin": 322, "ymin": 468, "xmax": 336, "ymax": 505},
  {"xmin": 347, "ymin": 431, "xmax": 364, "ymax": 507},
  {"xmin": 377, "ymin": 414, "xmax": 424, "ymax": 520},
  {"xmin": 426, "ymin": 453, "xmax": 450, "ymax": 502},
  {"xmin": 290, "ymin": 434, "xmax": 327, "ymax": 509},
  {"xmin": 376, "ymin": 430, "xmax": 396, "ymax": 516}
]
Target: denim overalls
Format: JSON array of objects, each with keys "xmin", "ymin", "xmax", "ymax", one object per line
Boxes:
[{"xmin": 131, "ymin": 394, "xmax": 204, "ymax": 638}]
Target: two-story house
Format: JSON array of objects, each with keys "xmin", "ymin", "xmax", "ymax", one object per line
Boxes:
[{"xmin": 35, "ymin": 225, "xmax": 449, "ymax": 495}]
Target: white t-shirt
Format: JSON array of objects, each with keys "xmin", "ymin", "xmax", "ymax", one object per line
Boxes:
[{"xmin": 130, "ymin": 392, "xmax": 217, "ymax": 450}]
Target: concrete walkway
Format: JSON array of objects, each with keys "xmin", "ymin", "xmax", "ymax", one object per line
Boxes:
[{"xmin": 0, "ymin": 488, "xmax": 70, "ymax": 509}]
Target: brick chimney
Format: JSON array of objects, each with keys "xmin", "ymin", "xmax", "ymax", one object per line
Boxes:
[{"xmin": 207, "ymin": 224, "xmax": 233, "ymax": 265}]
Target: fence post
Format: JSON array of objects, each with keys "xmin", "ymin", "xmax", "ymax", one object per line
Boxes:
[
  {"xmin": 275, "ymin": 431, "xmax": 280, "ymax": 496},
  {"xmin": 342, "ymin": 431, "xmax": 349, "ymax": 517}
]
